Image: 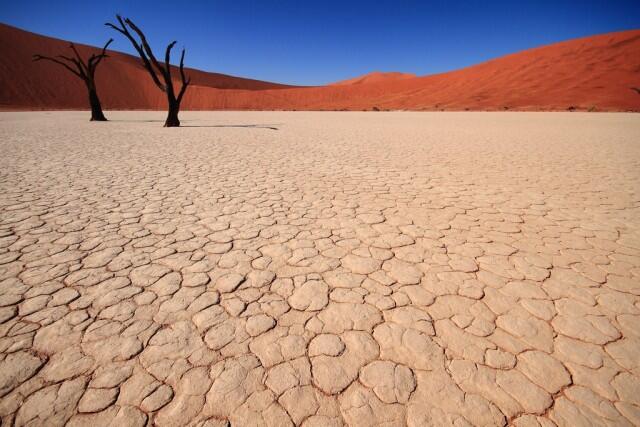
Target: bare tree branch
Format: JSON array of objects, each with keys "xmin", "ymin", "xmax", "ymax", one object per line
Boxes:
[
  {"xmin": 106, "ymin": 15, "xmax": 165, "ymax": 91},
  {"xmin": 33, "ymin": 54, "xmax": 83, "ymax": 78},
  {"xmin": 179, "ymin": 48, "xmax": 189, "ymax": 85},
  {"xmin": 123, "ymin": 17, "xmax": 167, "ymax": 85},
  {"xmin": 57, "ymin": 55, "xmax": 80, "ymax": 65},
  {"xmin": 164, "ymin": 41, "xmax": 177, "ymax": 85},
  {"xmin": 89, "ymin": 38, "xmax": 114, "ymax": 68},
  {"xmin": 69, "ymin": 43, "xmax": 89, "ymax": 78},
  {"xmin": 33, "ymin": 38, "xmax": 112, "ymax": 121},
  {"xmin": 177, "ymin": 48, "xmax": 190, "ymax": 104},
  {"xmin": 107, "ymin": 14, "xmax": 191, "ymax": 127},
  {"xmin": 123, "ymin": 18, "xmax": 162, "ymax": 70}
]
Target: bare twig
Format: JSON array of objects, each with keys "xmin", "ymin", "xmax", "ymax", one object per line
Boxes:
[
  {"xmin": 88, "ymin": 38, "xmax": 114, "ymax": 69},
  {"xmin": 177, "ymin": 48, "xmax": 191, "ymax": 104},
  {"xmin": 33, "ymin": 54, "xmax": 82, "ymax": 78}
]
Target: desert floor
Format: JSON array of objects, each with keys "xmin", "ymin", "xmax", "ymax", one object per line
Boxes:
[{"xmin": 0, "ymin": 111, "xmax": 639, "ymax": 427}]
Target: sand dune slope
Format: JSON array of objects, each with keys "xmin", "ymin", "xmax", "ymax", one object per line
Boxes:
[
  {"xmin": 330, "ymin": 71, "xmax": 418, "ymax": 86},
  {"xmin": 0, "ymin": 23, "xmax": 295, "ymax": 110},
  {"xmin": 1, "ymin": 23, "xmax": 639, "ymax": 111}
]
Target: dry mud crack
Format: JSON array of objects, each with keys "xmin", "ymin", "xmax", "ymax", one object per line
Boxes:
[{"xmin": 0, "ymin": 111, "xmax": 639, "ymax": 426}]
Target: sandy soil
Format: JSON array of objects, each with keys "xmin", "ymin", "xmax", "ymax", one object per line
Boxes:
[{"xmin": 0, "ymin": 111, "xmax": 639, "ymax": 426}]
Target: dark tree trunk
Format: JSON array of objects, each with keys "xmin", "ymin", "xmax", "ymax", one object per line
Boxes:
[
  {"xmin": 164, "ymin": 99, "xmax": 181, "ymax": 127},
  {"xmin": 33, "ymin": 39, "xmax": 113, "ymax": 123},
  {"xmin": 107, "ymin": 16, "xmax": 191, "ymax": 128},
  {"xmin": 88, "ymin": 87, "xmax": 108, "ymax": 121}
]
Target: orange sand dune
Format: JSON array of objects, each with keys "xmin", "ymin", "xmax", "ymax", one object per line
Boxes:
[
  {"xmin": 0, "ymin": 23, "xmax": 296, "ymax": 111},
  {"xmin": 1, "ymin": 23, "xmax": 639, "ymax": 111},
  {"xmin": 331, "ymin": 71, "xmax": 417, "ymax": 86}
]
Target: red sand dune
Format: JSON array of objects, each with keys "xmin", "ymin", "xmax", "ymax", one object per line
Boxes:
[
  {"xmin": 331, "ymin": 72, "xmax": 417, "ymax": 86},
  {"xmin": 1, "ymin": 23, "xmax": 639, "ymax": 111}
]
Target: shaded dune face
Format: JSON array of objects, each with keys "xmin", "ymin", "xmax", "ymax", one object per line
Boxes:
[{"xmin": 1, "ymin": 23, "xmax": 639, "ymax": 111}]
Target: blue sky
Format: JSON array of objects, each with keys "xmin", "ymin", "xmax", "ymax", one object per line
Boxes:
[{"xmin": 2, "ymin": 0, "xmax": 639, "ymax": 85}]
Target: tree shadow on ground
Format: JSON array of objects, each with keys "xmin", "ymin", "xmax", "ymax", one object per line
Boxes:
[
  {"xmin": 110, "ymin": 119, "xmax": 165, "ymax": 123},
  {"xmin": 181, "ymin": 124, "xmax": 280, "ymax": 130},
  {"xmin": 110, "ymin": 120, "xmax": 280, "ymax": 130}
]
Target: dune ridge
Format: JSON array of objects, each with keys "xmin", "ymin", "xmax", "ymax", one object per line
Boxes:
[
  {"xmin": 1, "ymin": 23, "xmax": 639, "ymax": 111},
  {"xmin": 330, "ymin": 72, "xmax": 418, "ymax": 86}
]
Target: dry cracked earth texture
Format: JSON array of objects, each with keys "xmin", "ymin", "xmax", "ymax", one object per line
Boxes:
[{"xmin": 0, "ymin": 111, "xmax": 639, "ymax": 427}]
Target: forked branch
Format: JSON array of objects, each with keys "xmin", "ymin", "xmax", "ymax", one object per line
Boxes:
[
  {"xmin": 33, "ymin": 54, "xmax": 82, "ymax": 78},
  {"xmin": 88, "ymin": 38, "xmax": 114, "ymax": 70},
  {"xmin": 177, "ymin": 48, "xmax": 191, "ymax": 103},
  {"xmin": 106, "ymin": 15, "xmax": 165, "ymax": 91},
  {"xmin": 106, "ymin": 14, "xmax": 191, "ymax": 127},
  {"xmin": 33, "ymin": 38, "xmax": 113, "ymax": 121}
]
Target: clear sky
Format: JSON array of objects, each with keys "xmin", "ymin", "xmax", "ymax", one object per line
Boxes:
[{"xmin": 2, "ymin": 0, "xmax": 639, "ymax": 86}]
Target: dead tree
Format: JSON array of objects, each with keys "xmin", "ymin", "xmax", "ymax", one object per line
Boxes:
[
  {"xmin": 106, "ymin": 15, "xmax": 190, "ymax": 127},
  {"xmin": 33, "ymin": 39, "xmax": 113, "ymax": 121}
]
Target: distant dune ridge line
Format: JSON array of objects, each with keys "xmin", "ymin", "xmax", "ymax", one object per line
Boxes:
[{"xmin": 1, "ymin": 23, "xmax": 639, "ymax": 111}]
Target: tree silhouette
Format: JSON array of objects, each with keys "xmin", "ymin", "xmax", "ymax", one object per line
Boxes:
[
  {"xmin": 106, "ymin": 15, "xmax": 190, "ymax": 127},
  {"xmin": 33, "ymin": 39, "xmax": 113, "ymax": 121}
]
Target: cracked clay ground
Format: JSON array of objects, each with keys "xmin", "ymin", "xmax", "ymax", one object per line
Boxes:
[{"xmin": 0, "ymin": 111, "xmax": 639, "ymax": 427}]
